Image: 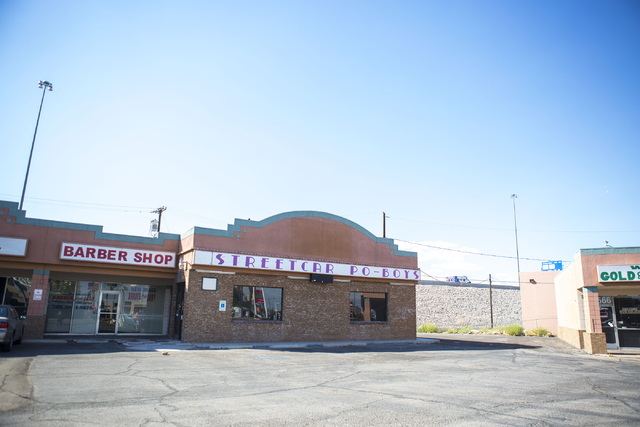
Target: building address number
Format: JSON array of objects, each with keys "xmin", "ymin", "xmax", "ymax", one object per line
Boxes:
[{"xmin": 599, "ymin": 296, "xmax": 613, "ymax": 305}]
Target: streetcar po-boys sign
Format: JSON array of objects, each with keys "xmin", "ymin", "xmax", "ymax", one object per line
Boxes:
[{"xmin": 194, "ymin": 250, "xmax": 420, "ymax": 280}]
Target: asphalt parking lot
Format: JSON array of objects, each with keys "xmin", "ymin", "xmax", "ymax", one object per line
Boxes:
[{"xmin": 1, "ymin": 334, "xmax": 640, "ymax": 426}]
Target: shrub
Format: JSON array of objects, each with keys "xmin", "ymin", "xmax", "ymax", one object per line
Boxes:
[
  {"xmin": 417, "ymin": 323, "xmax": 438, "ymax": 333},
  {"xmin": 505, "ymin": 324, "xmax": 525, "ymax": 336},
  {"xmin": 457, "ymin": 326, "xmax": 472, "ymax": 334},
  {"xmin": 446, "ymin": 328, "xmax": 458, "ymax": 333},
  {"xmin": 526, "ymin": 327, "xmax": 551, "ymax": 337}
]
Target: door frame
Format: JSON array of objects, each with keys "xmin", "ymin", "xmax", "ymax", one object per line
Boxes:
[
  {"xmin": 599, "ymin": 297, "xmax": 618, "ymax": 350},
  {"xmin": 174, "ymin": 283, "xmax": 185, "ymax": 340},
  {"xmin": 96, "ymin": 291, "xmax": 121, "ymax": 334}
]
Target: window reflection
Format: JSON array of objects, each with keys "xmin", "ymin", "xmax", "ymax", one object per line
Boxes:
[
  {"xmin": 118, "ymin": 285, "xmax": 166, "ymax": 333},
  {"xmin": 232, "ymin": 286, "xmax": 282, "ymax": 321},
  {"xmin": 350, "ymin": 292, "xmax": 387, "ymax": 322},
  {"xmin": 70, "ymin": 282, "xmax": 98, "ymax": 334},
  {"xmin": 615, "ymin": 297, "xmax": 640, "ymax": 328},
  {"xmin": 44, "ymin": 280, "xmax": 168, "ymax": 334},
  {"xmin": 44, "ymin": 280, "xmax": 76, "ymax": 333},
  {"xmin": 0, "ymin": 277, "xmax": 31, "ymax": 317}
]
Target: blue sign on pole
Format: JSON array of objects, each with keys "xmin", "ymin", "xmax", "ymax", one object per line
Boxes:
[{"xmin": 542, "ymin": 261, "xmax": 563, "ymax": 271}]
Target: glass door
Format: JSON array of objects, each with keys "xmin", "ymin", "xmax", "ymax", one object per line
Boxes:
[
  {"xmin": 614, "ymin": 296, "xmax": 640, "ymax": 349},
  {"xmin": 599, "ymin": 296, "xmax": 618, "ymax": 350},
  {"xmin": 96, "ymin": 291, "xmax": 120, "ymax": 334}
]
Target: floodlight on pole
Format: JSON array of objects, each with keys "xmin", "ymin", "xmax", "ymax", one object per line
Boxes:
[
  {"xmin": 511, "ymin": 194, "xmax": 521, "ymax": 287},
  {"xmin": 20, "ymin": 80, "xmax": 53, "ymax": 211}
]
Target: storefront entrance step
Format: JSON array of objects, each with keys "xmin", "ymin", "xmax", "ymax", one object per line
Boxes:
[{"xmin": 603, "ymin": 351, "xmax": 640, "ymax": 359}]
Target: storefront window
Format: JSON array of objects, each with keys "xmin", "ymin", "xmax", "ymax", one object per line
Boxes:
[
  {"xmin": 350, "ymin": 292, "xmax": 387, "ymax": 322},
  {"xmin": 232, "ymin": 286, "xmax": 282, "ymax": 320},
  {"xmin": 615, "ymin": 296, "xmax": 640, "ymax": 348},
  {"xmin": 101, "ymin": 283, "xmax": 123, "ymax": 291},
  {"xmin": 45, "ymin": 280, "xmax": 169, "ymax": 334},
  {"xmin": 0, "ymin": 277, "xmax": 31, "ymax": 317},
  {"xmin": 117, "ymin": 285, "xmax": 166, "ymax": 334},
  {"xmin": 69, "ymin": 282, "xmax": 99, "ymax": 334},
  {"xmin": 44, "ymin": 280, "xmax": 76, "ymax": 333},
  {"xmin": 615, "ymin": 297, "xmax": 640, "ymax": 328}
]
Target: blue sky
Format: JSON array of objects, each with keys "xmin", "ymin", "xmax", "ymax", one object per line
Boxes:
[{"xmin": 1, "ymin": 1, "xmax": 639, "ymax": 285}]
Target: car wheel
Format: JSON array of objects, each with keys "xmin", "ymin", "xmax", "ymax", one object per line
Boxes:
[
  {"xmin": 15, "ymin": 327, "xmax": 23, "ymax": 345},
  {"xmin": 2, "ymin": 334, "xmax": 13, "ymax": 352}
]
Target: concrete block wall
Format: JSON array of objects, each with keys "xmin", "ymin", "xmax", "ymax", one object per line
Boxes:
[
  {"xmin": 416, "ymin": 281, "xmax": 522, "ymax": 329},
  {"xmin": 558, "ymin": 325, "xmax": 583, "ymax": 349}
]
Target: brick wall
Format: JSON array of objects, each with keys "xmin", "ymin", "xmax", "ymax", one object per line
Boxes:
[
  {"xmin": 27, "ymin": 271, "xmax": 50, "ymax": 317},
  {"xmin": 23, "ymin": 315, "xmax": 45, "ymax": 339},
  {"xmin": 181, "ymin": 269, "xmax": 416, "ymax": 343},
  {"xmin": 416, "ymin": 281, "xmax": 522, "ymax": 329},
  {"xmin": 582, "ymin": 331, "xmax": 607, "ymax": 354},
  {"xmin": 557, "ymin": 325, "xmax": 607, "ymax": 354}
]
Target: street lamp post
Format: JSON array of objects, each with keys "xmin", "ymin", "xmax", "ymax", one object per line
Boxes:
[
  {"xmin": 510, "ymin": 194, "xmax": 521, "ymax": 287},
  {"xmin": 20, "ymin": 80, "xmax": 53, "ymax": 211}
]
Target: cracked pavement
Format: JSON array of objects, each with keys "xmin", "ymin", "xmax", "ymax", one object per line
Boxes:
[{"xmin": 1, "ymin": 336, "xmax": 640, "ymax": 426}]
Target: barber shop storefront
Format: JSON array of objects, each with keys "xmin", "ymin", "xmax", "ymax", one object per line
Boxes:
[
  {"xmin": 0, "ymin": 200, "xmax": 180, "ymax": 338},
  {"xmin": 1, "ymin": 200, "xmax": 419, "ymax": 343},
  {"xmin": 43, "ymin": 280, "xmax": 172, "ymax": 335}
]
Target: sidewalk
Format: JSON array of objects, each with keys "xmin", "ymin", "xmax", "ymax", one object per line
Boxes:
[
  {"xmin": 417, "ymin": 332, "xmax": 640, "ymax": 359},
  {"xmin": 25, "ymin": 334, "xmax": 640, "ymax": 358},
  {"xmin": 26, "ymin": 336, "xmax": 440, "ymax": 352}
]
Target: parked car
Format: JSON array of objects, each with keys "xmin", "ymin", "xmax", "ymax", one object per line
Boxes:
[{"xmin": 0, "ymin": 305, "xmax": 25, "ymax": 352}]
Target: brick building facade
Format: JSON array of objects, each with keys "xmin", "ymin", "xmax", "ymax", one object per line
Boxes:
[
  {"xmin": 0, "ymin": 201, "xmax": 419, "ymax": 343},
  {"xmin": 177, "ymin": 211, "xmax": 419, "ymax": 343},
  {"xmin": 519, "ymin": 247, "xmax": 640, "ymax": 354},
  {"xmin": 553, "ymin": 247, "xmax": 640, "ymax": 354}
]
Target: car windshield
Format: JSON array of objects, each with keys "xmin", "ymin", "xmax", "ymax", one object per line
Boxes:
[{"xmin": 0, "ymin": 307, "xmax": 8, "ymax": 317}]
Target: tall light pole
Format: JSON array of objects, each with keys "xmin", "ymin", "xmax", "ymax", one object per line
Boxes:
[
  {"xmin": 510, "ymin": 194, "xmax": 521, "ymax": 287},
  {"xmin": 20, "ymin": 80, "xmax": 53, "ymax": 211}
]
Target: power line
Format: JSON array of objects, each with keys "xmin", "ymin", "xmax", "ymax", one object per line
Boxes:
[
  {"xmin": 0, "ymin": 194, "xmax": 232, "ymax": 229},
  {"xmin": 386, "ymin": 215, "xmax": 640, "ymax": 233},
  {"xmin": 418, "ymin": 270, "xmax": 532, "ymax": 286},
  {"xmin": 397, "ymin": 239, "xmax": 570, "ymax": 263},
  {"xmin": 394, "ymin": 217, "xmax": 509, "ymax": 231},
  {"xmin": 3, "ymin": 194, "xmax": 638, "ymax": 233},
  {"xmin": 0, "ymin": 194, "xmax": 154, "ymax": 212}
]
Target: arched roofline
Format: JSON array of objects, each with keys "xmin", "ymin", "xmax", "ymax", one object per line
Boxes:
[{"xmin": 182, "ymin": 210, "xmax": 417, "ymax": 258}]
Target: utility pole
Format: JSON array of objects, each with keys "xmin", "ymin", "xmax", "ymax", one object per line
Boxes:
[
  {"xmin": 510, "ymin": 194, "xmax": 521, "ymax": 288},
  {"xmin": 383, "ymin": 212, "xmax": 389, "ymax": 238},
  {"xmin": 152, "ymin": 206, "xmax": 167, "ymax": 232},
  {"xmin": 489, "ymin": 274, "xmax": 494, "ymax": 329}
]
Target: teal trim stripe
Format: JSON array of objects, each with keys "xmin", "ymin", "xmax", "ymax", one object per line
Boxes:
[
  {"xmin": 33, "ymin": 270, "xmax": 50, "ymax": 275},
  {"xmin": 0, "ymin": 200, "xmax": 180, "ymax": 246},
  {"xmin": 183, "ymin": 210, "xmax": 417, "ymax": 258},
  {"xmin": 583, "ymin": 286, "xmax": 599, "ymax": 293},
  {"xmin": 578, "ymin": 247, "xmax": 640, "ymax": 256}
]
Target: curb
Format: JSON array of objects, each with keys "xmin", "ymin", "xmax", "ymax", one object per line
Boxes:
[
  {"xmin": 22, "ymin": 337, "xmax": 440, "ymax": 352},
  {"xmin": 122, "ymin": 338, "xmax": 440, "ymax": 352}
]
